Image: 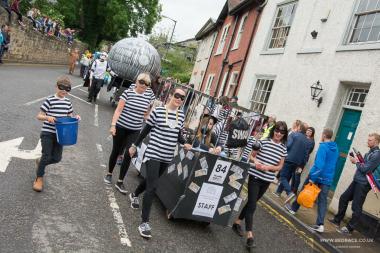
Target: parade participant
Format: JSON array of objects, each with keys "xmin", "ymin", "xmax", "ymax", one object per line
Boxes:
[
  {"xmin": 68, "ymin": 48, "xmax": 79, "ymax": 75},
  {"xmin": 193, "ymin": 115, "xmax": 219, "ymax": 152},
  {"xmin": 128, "ymin": 87, "xmax": 192, "ymax": 238},
  {"xmin": 33, "ymin": 76, "xmax": 80, "ymax": 192},
  {"xmin": 329, "ymin": 133, "xmax": 380, "ymax": 234},
  {"xmin": 285, "ymin": 128, "xmax": 339, "ymax": 233},
  {"xmin": 88, "ymin": 52, "xmax": 111, "ymax": 103},
  {"xmin": 103, "ymin": 73, "xmax": 155, "ymax": 194},
  {"xmin": 232, "ymin": 121, "xmax": 288, "ymax": 249}
]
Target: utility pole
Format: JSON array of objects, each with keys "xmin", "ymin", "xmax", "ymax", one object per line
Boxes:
[{"xmin": 162, "ymin": 15, "xmax": 177, "ymax": 60}]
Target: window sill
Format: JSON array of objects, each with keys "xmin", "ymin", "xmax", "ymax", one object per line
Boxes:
[
  {"xmin": 297, "ymin": 48, "xmax": 323, "ymax": 54},
  {"xmin": 214, "ymin": 52, "xmax": 223, "ymax": 56},
  {"xmin": 230, "ymin": 47, "xmax": 239, "ymax": 51},
  {"xmin": 260, "ymin": 48, "xmax": 285, "ymax": 55},
  {"xmin": 336, "ymin": 43, "xmax": 380, "ymax": 52}
]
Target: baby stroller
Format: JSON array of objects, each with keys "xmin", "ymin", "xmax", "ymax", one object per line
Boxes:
[{"xmin": 107, "ymin": 75, "xmax": 133, "ymax": 107}]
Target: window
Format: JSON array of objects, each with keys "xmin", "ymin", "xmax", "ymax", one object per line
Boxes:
[
  {"xmin": 232, "ymin": 14, "xmax": 248, "ymax": 49},
  {"xmin": 348, "ymin": 0, "xmax": 380, "ymax": 43},
  {"xmin": 215, "ymin": 25, "xmax": 230, "ymax": 55},
  {"xmin": 218, "ymin": 72, "xmax": 229, "ymax": 97},
  {"xmin": 250, "ymin": 78, "xmax": 274, "ymax": 114},
  {"xmin": 268, "ymin": 1, "xmax": 298, "ymax": 49},
  {"xmin": 227, "ymin": 72, "xmax": 239, "ymax": 98},
  {"xmin": 345, "ymin": 87, "xmax": 369, "ymax": 107},
  {"xmin": 205, "ymin": 74, "xmax": 215, "ymax": 95},
  {"xmin": 210, "ymin": 32, "xmax": 218, "ymax": 50}
]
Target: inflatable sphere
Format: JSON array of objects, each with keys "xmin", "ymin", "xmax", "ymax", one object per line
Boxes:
[{"xmin": 108, "ymin": 38, "xmax": 161, "ymax": 82}]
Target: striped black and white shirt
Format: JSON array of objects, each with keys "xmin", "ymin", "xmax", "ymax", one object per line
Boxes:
[
  {"xmin": 248, "ymin": 138, "xmax": 287, "ymax": 182},
  {"xmin": 40, "ymin": 95, "xmax": 73, "ymax": 134},
  {"xmin": 144, "ymin": 106, "xmax": 185, "ymax": 163},
  {"xmin": 117, "ymin": 88, "xmax": 155, "ymax": 130}
]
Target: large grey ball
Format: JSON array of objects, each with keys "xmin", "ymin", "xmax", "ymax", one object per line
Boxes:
[{"xmin": 108, "ymin": 38, "xmax": 161, "ymax": 82}]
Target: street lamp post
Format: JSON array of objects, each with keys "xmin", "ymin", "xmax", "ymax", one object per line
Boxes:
[{"xmin": 162, "ymin": 15, "xmax": 177, "ymax": 60}]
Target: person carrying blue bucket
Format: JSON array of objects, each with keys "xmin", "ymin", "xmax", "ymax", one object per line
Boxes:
[{"xmin": 33, "ymin": 76, "xmax": 81, "ymax": 192}]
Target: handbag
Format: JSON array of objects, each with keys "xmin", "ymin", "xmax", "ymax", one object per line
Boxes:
[{"xmin": 297, "ymin": 182, "xmax": 321, "ymax": 208}]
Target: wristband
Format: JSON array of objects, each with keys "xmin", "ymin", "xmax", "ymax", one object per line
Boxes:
[{"xmin": 111, "ymin": 124, "xmax": 116, "ymax": 127}]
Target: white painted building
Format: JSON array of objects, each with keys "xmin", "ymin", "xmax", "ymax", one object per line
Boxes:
[
  {"xmin": 189, "ymin": 19, "xmax": 218, "ymax": 89},
  {"xmin": 238, "ymin": 0, "xmax": 380, "ymax": 218}
]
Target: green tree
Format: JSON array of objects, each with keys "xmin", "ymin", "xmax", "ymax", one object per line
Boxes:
[
  {"xmin": 21, "ymin": 0, "xmax": 162, "ymax": 49},
  {"xmin": 149, "ymin": 33, "xmax": 197, "ymax": 83}
]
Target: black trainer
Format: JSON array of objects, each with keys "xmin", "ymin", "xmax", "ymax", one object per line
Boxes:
[
  {"xmin": 138, "ymin": 222, "xmax": 152, "ymax": 238},
  {"xmin": 129, "ymin": 193, "xmax": 140, "ymax": 209},
  {"xmin": 104, "ymin": 174, "xmax": 112, "ymax": 185},
  {"xmin": 115, "ymin": 181, "xmax": 127, "ymax": 194},
  {"xmin": 232, "ymin": 223, "xmax": 243, "ymax": 237},
  {"xmin": 328, "ymin": 218, "xmax": 340, "ymax": 227},
  {"xmin": 246, "ymin": 237, "xmax": 256, "ymax": 248}
]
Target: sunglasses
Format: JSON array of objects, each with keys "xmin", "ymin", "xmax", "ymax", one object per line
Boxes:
[
  {"xmin": 173, "ymin": 93, "xmax": 186, "ymax": 101},
  {"xmin": 57, "ymin": 84, "xmax": 71, "ymax": 92},
  {"xmin": 138, "ymin": 80, "xmax": 150, "ymax": 87},
  {"xmin": 274, "ymin": 128, "xmax": 287, "ymax": 134}
]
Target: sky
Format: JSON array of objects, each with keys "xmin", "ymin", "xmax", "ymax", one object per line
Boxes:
[{"xmin": 152, "ymin": 0, "xmax": 226, "ymax": 42}]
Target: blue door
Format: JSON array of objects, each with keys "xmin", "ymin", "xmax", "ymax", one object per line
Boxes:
[{"xmin": 332, "ymin": 109, "xmax": 362, "ymax": 190}]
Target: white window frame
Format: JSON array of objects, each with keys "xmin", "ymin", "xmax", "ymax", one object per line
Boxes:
[
  {"xmin": 226, "ymin": 71, "xmax": 239, "ymax": 97},
  {"xmin": 205, "ymin": 74, "xmax": 215, "ymax": 95},
  {"xmin": 218, "ymin": 72, "xmax": 229, "ymax": 97},
  {"xmin": 265, "ymin": 0, "xmax": 298, "ymax": 50},
  {"xmin": 232, "ymin": 13, "xmax": 249, "ymax": 50},
  {"xmin": 249, "ymin": 76, "xmax": 275, "ymax": 114},
  {"xmin": 345, "ymin": 87, "xmax": 369, "ymax": 108},
  {"xmin": 345, "ymin": 0, "xmax": 380, "ymax": 45},
  {"xmin": 215, "ymin": 24, "xmax": 230, "ymax": 55}
]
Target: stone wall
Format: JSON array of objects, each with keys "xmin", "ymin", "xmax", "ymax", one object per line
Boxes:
[{"xmin": 0, "ymin": 12, "xmax": 86, "ymax": 65}]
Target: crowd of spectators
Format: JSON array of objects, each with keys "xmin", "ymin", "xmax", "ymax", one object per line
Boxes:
[{"xmin": 1, "ymin": 1, "xmax": 76, "ymax": 45}]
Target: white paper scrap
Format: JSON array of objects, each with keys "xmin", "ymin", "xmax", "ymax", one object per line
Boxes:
[
  {"xmin": 230, "ymin": 165, "xmax": 244, "ymax": 176},
  {"xmin": 179, "ymin": 148, "xmax": 185, "ymax": 161},
  {"xmin": 167, "ymin": 164, "xmax": 176, "ymax": 174},
  {"xmin": 217, "ymin": 204, "xmax": 231, "ymax": 215},
  {"xmin": 223, "ymin": 192, "xmax": 238, "ymax": 204},
  {"xmin": 200, "ymin": 156, "xmax": 208, "ymax": 170},
  {"xmin": 188, "ymin": 182, "xmax": 200, "ymax": 194},
  {"xmin": 177, "ymin": 163, "xmax": 183, "ymax": 176},
  {"xmin": 195, "ymin": 169, "xmax": 208, "ymax": 177},
  {"xmin": 229, "ymin": 180, "xmax": 242, "ymax": 190},
  {"xmin": 233, "ymin": 197, "xmax": 243, "ymax": 211},
  {"xmin": 186, "ymin": 151, "xmax": 194, "ymax": 160},
  {"xmin": 183, "ymin": 165, "xmax": 188, "ymax": 180}
]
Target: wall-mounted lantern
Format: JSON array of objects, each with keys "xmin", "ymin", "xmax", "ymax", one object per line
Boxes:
[{"xmin": 310, "ymin": 80, "xmax": 323, "ymax": 107}]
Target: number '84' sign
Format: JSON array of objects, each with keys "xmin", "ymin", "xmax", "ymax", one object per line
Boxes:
[{"xmin": 208, "ymin": 159, "xmax": 232, "ymax": 184}]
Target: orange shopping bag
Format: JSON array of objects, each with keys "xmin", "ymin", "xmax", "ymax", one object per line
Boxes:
[{"xmin": 297, "ymin": 182, "xmax": 321, "ymax": 208}]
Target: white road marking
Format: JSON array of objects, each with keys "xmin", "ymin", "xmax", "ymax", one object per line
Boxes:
[
  {"xmin": 79, "ymin": 88, "xmax": 88, "ymax": 93},
  {"xmin": 68, "ymin": 93, "xmax": 91, "ymax": 105},
  {"xmin": 94, "ymin": 104, "xmax": 99, "ymax": 127},
  {"xmin": 24, "ymin": 84, "xmax": 82, "ymax": 106},
  {"xmin": 106, "ymin": 186, "xmax": 132, "ymax": 247},
  {"xmin": 0, "ymin": 137, "xmax": 41, "ymax": 173},
  {"xmin": 96, "ymin": 143, "xmax": 131, "ymax": 247}
]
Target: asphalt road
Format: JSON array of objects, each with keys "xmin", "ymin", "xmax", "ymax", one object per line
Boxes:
[{"xmin": 0, "ymin": 65, "xmax": 319, "ymax": 253}]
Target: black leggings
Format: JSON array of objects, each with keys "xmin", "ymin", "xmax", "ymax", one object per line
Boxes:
[
  {"xmin": 238, "ymin": 176, "xmax": 270, "ymax": 231},
  {"xmin": 108, "ymin": 126, "xmax": 139, "ymax": 180},
  {"xmin": 134, "ymin": 159, "xmax": 168, "ymax": 222}
]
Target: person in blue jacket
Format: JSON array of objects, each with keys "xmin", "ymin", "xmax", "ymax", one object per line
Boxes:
[{"xmin": 284, "ymin": 128, "xmax": 339, "ymax": 233}]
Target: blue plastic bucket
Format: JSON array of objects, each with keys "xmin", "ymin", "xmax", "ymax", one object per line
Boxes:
[{"xmin": 55, "ymin": 117, "xmax": 79, "ymax": 146}]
